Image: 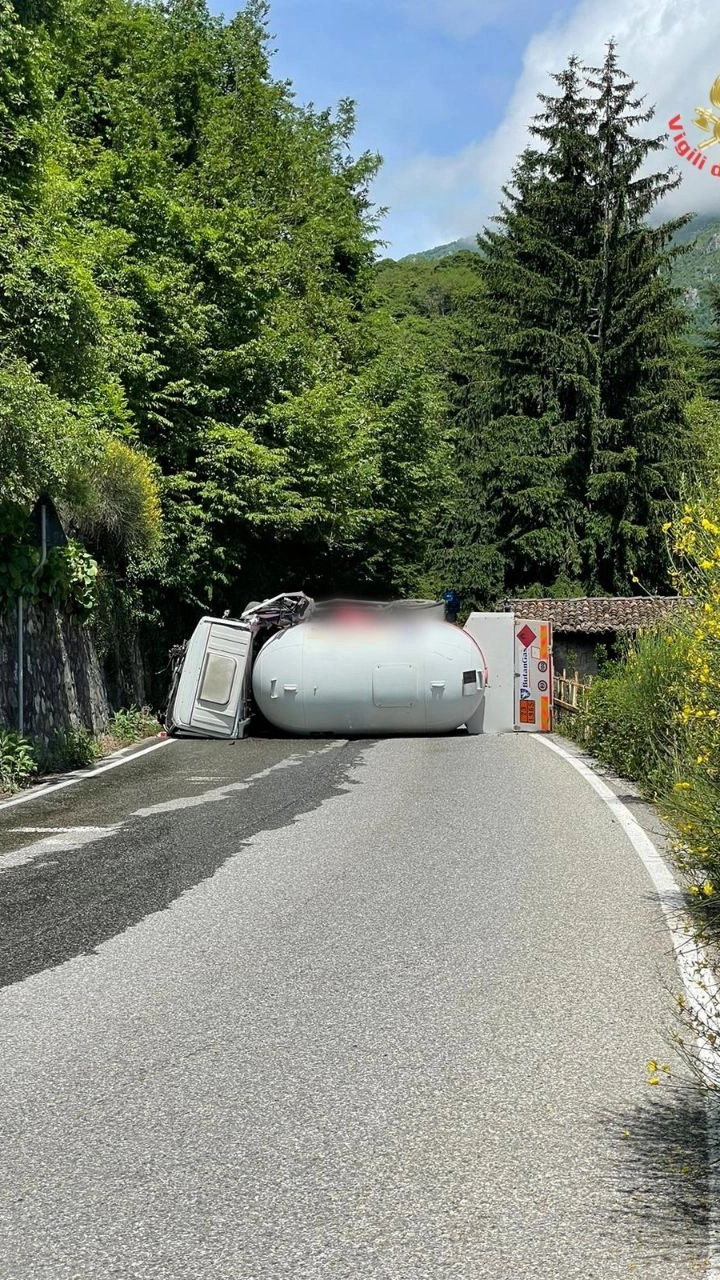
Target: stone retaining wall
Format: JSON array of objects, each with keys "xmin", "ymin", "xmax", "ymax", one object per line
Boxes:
[{"xmin": 0, "ymin": 600, "xmax": 130, "ymax": 743}]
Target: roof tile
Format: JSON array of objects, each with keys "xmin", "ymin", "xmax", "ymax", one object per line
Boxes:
[{"xmin": 499, "ymin": 596, "xmax": 693, "ymax": 634}]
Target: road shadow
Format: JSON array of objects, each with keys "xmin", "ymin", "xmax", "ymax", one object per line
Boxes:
[
  {"xmin": 0, "ymin": 738, "xmax": 371, "ymax": 991},
  {"xmin": 599, "ymin": 1079, "xmax": 712, "ymax": 1270}
]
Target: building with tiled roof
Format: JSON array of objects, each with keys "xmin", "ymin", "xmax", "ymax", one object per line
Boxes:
[
  {"xmin": 499, "ymin": 596, "xmax": 695, "ymax": 676},
  {"xmin": 500, "ymin": 596, "xmax": 692, "ymax": 634}
]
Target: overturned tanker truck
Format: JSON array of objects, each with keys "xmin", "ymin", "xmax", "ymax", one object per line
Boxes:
[{"xmin": 165, "ymin": 593, "xmax": 488, "ymax": 740}]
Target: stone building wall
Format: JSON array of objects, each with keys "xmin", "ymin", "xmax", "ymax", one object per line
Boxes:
[
  {"xmin": 0, "ymin": 599, "xmax": 132, "ymax": 743},
  {"xmin": 553, "ymin": 633, "xmax": 615, "ymax": 680}
]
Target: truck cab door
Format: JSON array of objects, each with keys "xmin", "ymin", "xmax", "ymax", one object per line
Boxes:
[{"xmin": 168, "ymin": 617, "xmax": 254, "ymax": 739}]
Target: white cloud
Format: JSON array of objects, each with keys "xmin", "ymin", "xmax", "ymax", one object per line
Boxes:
[{"xmin": 383, "ymin": 0, "xmax": 720, "ymax": 254}]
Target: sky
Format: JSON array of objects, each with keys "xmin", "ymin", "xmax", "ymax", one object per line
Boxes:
[{"xmin": 208, "ymin": 0, "xmax": 720, "ymax": 258}]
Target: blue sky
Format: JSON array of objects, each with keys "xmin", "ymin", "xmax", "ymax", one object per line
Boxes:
[{"xmin": 208, "ymin": 1, "xmax": 719, "ymax": 257}]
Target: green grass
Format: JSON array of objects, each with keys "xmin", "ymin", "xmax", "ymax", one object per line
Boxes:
[
  {"xmin": 106, "ymin": 706, "xmax": 159, "ymax": 745},
  {"xmin": 35, "ymin": 727, "xmax": 102, "ymax": 774},
  {"xmin": 565, "ymin": 628, "xmax": 692, "ymax": 800},
  {"xmin": 0, "ymin": 727, "xmax": 38, "ymax": 792},
  {"xmin": 0, "ymin": 706, "xmax": 159, "ymax": 794}
]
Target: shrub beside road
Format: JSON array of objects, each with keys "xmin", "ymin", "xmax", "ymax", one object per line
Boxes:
[
  {"xmin": 565, "ymin": 489, "xmax": 720, "ymax": 899},
  {"xmin": 0, "ymin": 707, "xmax": 159, "ymax": 797}
]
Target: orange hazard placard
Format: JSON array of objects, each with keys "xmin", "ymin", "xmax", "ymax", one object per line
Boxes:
[{"xmin": 514, "ymin": 617, "xmax": 553, "ymax": 732}]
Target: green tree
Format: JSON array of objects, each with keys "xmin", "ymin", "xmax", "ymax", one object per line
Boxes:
[
  {"xmin": 684, "ymin": 392, "xmax": 720, "ymax": 485},
  {"xmin": 585, "ymin": 43, "xmax": 693, "ymax": 592},
  {"xmin": 373, "ymin": 251, "xmax": 491, "ymax": 605},
  {"xmin": 0, "ymin": 0, "xmax": 163, "ymax": 583},
  {"xmin": 0, "ymin": 0, "xmax": 451, "ymax": 647},
  {"xmin": 432, "ymin": 48, "xmax": 693, "ymax": 603},
  {"xmin": 466, "ymin": 59, "xmax": 600, "ymax": 599}
]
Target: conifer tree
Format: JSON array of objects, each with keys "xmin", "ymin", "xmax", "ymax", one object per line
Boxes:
[
  {"xmin": 585, "ymin": 43, "xmax": 692, "ymax": 592},
  {"xmin": 443, "ymin": 47, "xmax": 692, "ymax": 602},
  {"xmin": 469, "ymin": 59, "xmax": 600, "ymax": 598}
]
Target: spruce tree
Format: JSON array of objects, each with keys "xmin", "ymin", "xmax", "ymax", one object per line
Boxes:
[
  {"xmin": 447, "ymin": 46, "xmax": 692, "ymax": 602},
  {"xmin": 470, "ymin": 59, "xmax": 600, "ymax": 598},
  {"xmin": 585, "ymin": 43, "xmax": 692, "ymax": 593}
]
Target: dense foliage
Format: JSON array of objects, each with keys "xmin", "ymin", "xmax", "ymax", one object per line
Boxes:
[
  {"xmin": 402, "ymin": 215, "xmax": 720, "ymax": 344},
  {"xmin": 568, "ymin": 627, "xmax": 692, "ymax": 797},
  {"xmin": 0, "ymin": 7, "xmax": 712, "ymax": 658},
  {"xmin": 382, "ymin": 48, "xmax": 696, "ymax": 607},
  {"xmin": 666, "ymin": 494, "xmax": 720, "ymax": 891},
  {"xmin": 0, "ymin": 726, "xmax": 37, "ymax": 791},
  {"xmin": 0, "ymin": 0, "xmax": 451, "ymax": 657},
  {"xmin": 567, "ymin": 487, "xmax": 720, "ymax": 902}
]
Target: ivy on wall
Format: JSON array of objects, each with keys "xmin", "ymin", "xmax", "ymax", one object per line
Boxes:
[{"xmin": 0, "ymin": 503, "xmax": 99, "ymax": 619}]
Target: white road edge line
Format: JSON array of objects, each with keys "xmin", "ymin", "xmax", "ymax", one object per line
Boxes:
[
  {"xmin": 536, "ymin": 734, "xmax": 720, "ymax": 1279},
  {"xmin": 0, "ymin": 739, "xmax": 174, "ymax": 812}
]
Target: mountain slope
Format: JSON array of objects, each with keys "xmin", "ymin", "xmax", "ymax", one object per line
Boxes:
[
  {"xmin": 671, "ymin": 215, "xmax": 720, "ymax": 333},
  {"xmin": 401, "ymin": 236, "xmax": 477, "ymax": 262},
  {"xmin": 401, "ymin": 216, "xmax": 720, "ymax": 332}
]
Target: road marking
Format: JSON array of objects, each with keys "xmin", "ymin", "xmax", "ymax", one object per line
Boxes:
[
  {"xmin": 133, "ymin": 744, "xmax": 341, "ymax": 817},
  {"xmin": 0, "ymin": 825, "xmax": 122, "ymax": 870},
  {"xmin": 537, "ymin": 735, "xmax": 720, "ymax": 1279},
  {"xmin": 0, "ymin": 740, "xmax": 173, "ymax": 813},
  {"xmin": 10, "ymin": 826, "xmax": 68, "ymax": 833}
]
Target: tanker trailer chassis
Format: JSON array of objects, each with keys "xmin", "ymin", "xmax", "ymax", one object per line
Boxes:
[{"xmin": 164, "ymin": 593, "xmax": 487, "ymax": 740}]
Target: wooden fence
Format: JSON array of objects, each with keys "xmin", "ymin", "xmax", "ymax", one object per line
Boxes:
[{"xmin": 553, "ymin": 668, "xmax": 593, "ymax": 714}]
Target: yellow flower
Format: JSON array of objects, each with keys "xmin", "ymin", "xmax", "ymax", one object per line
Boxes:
[
  {"xmin": 662, "ymin": 521, "xmax": 672, "ymax": 532},
  {"xmin": 703, "ymin": 880, "xmax": 714, "ymax": 897},
  {"xmin": 674, "ymin": 781, "xmax": 692, "ymax": 790}
]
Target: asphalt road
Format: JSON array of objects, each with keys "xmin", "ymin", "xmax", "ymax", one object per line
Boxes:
[{"xmin": 0, "ymin": 733, "xmax": 710, "ymax": 1278}]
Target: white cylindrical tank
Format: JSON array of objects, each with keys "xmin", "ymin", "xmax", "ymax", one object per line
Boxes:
[{"xmin": 252, "ymin": 618, "xmax": 487, "ymax": 735}]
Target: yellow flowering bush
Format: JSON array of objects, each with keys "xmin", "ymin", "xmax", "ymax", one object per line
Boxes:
[
  {"xmin": 571, "ymin": 486, "xmax": 720, "ymax": 897},
  {"xmin": 665, "ymin": 494, "xmax": 720, "ymax": 892}
]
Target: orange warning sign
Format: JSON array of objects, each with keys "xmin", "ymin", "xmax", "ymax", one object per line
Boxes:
[{"xmin": 514, "ymin": 617, "xmax": 553, "ymax": 732}]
